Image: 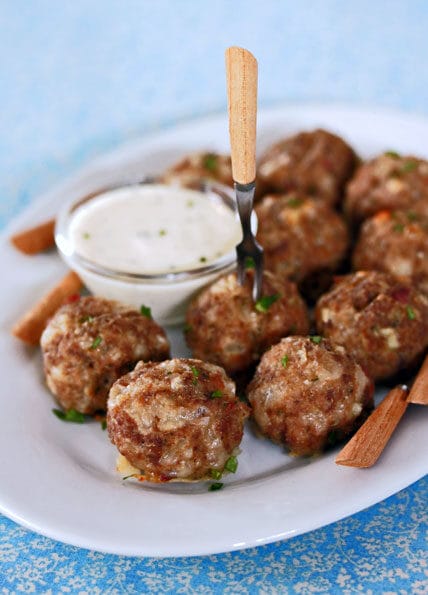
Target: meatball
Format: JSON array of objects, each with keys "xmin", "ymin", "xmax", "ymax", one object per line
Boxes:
[
  {"xmin": 255, "ymin": 193, "xmax": 349, "ymax": 286},
  {"xmin": 107, "ymin": 358, "xmax": 250, "ymax": 482},
  {"xmin": 41, "ymin": 296, "xmax": 170, "ymax": 414},
  {"xmin": 257, "ymin": 129, "xmax": 357, "ymax": 207},
  {"xmin": 345, "ymin": 153, "xmax": 428, "ymax": 223},
  {"xmin": 247, "ymin": 336, "xmax": 373, "ymax": 456},
  {"xmin": 185, "ymin": 270, "xmax": 310, "ymax": 377},
  {"xmin": 315, "ymin": 271, "xmax": 428, "ymax": 381},
  {"xmin": 161, "ymin": 152, "xmax": 234, "ymax": 188},
  {"xmin": 353, "ymin": 207, "xmax": 428, "ymax": 295}
]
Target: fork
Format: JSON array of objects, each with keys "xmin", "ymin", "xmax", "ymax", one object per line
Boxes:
[{"xmin": 225, "ymin": 46, "xmax": 264, "ymax": 301}]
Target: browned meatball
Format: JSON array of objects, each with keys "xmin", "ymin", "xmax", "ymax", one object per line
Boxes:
[
  {"xmin": 257, "ymin": 129, "xmax": 357, "ymax": 207},
  {"xmin": 161, "ymin": 152, "xmax": 234, "ymax": 188},
  {"xmin": 255, "ymin": 193, "xmax": 349, "ymax": 285},
  {"xmin": 353, "ymin": 206, "xmax": 428, "ymax": 295},
  {"xmin": 345, "ymin": 153, "xmax": 428, "ymax": 223},
  {"xmin": 315, "ymin": 271, "xmax": 428, "ymax": 381},
  {"xmin": 247, "ymin": 336, "xmax": 373, "ymax": 456},
  {"xmin": 185, "ymin": 270, "xmax": 310, "ymax": 377},
  {"xmin": 107, "ymin": 358, "xmax": 250, "ymax": 482},
  {"xmin": 41, "ymin": 296, "xmax": 170, "ymax": 414}
]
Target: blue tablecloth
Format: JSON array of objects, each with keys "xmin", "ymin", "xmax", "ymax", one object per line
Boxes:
[{"xmin": 1, "ymin": 1, "xmax": 427, "ymax": 592}]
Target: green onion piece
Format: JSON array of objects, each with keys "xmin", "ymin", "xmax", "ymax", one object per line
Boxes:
[
  {"xmin": 140, "ymin": 305, "xmax": 152, "ymax": 318},
  {"xmin": 90, "ymin": 336, "xmax": 102, "ymax": 349},
  {"xmin": 79, "ymin": 315, "xmax": 94, "ymax": 324},
  {"xmin": 402, "ymin": 161, "xmax": 417, "ymax": 173},
  {"xmin": 384, "ymin": 150, "xmax": 400, "ymax": 158},
  {"xmin": 203, "ymin": 153, "xmax": 218, "ymax": 172},
  {"xmin": 310, "ymin": 335, "xmax": 323, "ymax": 344},
  {"xmin": 287, "ymin": 197, "xmax": 303, "ymax": 208},
  {"xmin": 209, "ymin": 482, "xmax": 224, "ymax": 492},
  {"xmin": 210, "ymin": 469, "xmax": 222, "ymax": 480},
  {"xmin": 406, "ymin": 306, "xmax": 416, "ymax": 320},
  {"xmin": 52, "ymin": 408, "xmax": 85, "ymax": 424},
  {"xmin": 255, "ymin": 294, "xmax": 280, "ymax": 313},
  {"xmin": 101, "ymin": 420, "xmax": 107, "ymax": 431},
  {"xmin": 393, "ymin": 223, "xmax": 405, "ymax": 233},
  {"xmin": 225, "ymin": 456, "xmax": 238, "ymax": 473},
  {"xmin": 245, "ymin": 256, "xmax": 255, "ymax": 269},
  {"xmin": 281, "ymin": 355, "xmax": 289, "ymax": 368},
  {"xmin": 211, "ymin": 389, "xmax": 223, "ymax": 399}
]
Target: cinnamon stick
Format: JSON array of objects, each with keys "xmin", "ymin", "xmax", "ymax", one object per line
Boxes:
[
  {"xmin": 11, "ymin": 218, "xmax": 56, "ymax": 255},
  {"xmin": 12, "ymin": 271, "xmax": 83, "ymax": 345},
  {"xmin": 407, "ymin": 354, "xmax": 428, "ymax": 405},
  {"xmin": 335, "ymin": 385, "xmax": 409, "ymax": 468}
]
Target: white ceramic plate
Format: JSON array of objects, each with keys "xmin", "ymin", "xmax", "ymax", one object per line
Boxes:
[{"xmin": 1, "ymin": 104, "xmax": 428, "ymax": 557}]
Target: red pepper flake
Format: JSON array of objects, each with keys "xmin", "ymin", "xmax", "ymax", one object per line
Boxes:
[
  {"xmin": 391, "ymin": 286, "xmax": 411, "ymax": 304},
  {"xmin": 66, "ymin": 293, "xmax": 80, "ymax": 304}
]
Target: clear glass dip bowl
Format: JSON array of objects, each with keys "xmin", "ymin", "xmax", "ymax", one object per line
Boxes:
[{"xmin": 55, "ymin": 180, "xmax": 248, "ymax": 326}]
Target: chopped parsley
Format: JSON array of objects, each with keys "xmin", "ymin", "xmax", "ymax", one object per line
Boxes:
[
  {"xmin": 209, "ymin": 482, "xmax": 224, "ymax": 492},
  {"xmin": 140, "ymin": 305, "xmax": 152, "ymax": 318},
  {"xmin": 82, "ymin": 232, "xmax": 91, "ymax": 239},
  {"xmin": 224, "ymin": 456, "xmax": 238, "ymax": 474},
  {"xmin": 407, "ymin": 210, "xmax": 418, "ymax": 222},
  {"xmin": 79, "ymin": 315, "xmax": 94, "ymax": 324},
  {"xmin": 90, "ymin": 336, "xmax": 102, "ymax": 349},
  {"xmin": 183, "ymin": 323, "xmax": 193, "ymax": 334},
  {"xmin": 52, "ymin": 408, "xmax": 85, "ymax": 424},
  {"xmin": 186, "ymin": 199, "xmax": 195, "ymax": 208},
  {"xmin": 402, "ymin": 161, "xmax": 417, "ymax": 173},
  {"xmin": 191, "ymin": 366, "xmax": 200, "ymax": 385},
  {"xmin": 281, "ymin": 355, "xmax": 289, "ymax": 368},
  {"xmin": 210, "ymin": 469, "xmax": 222, "ymax": 480},
  {"xmin": 393, "ymin": 223, "xmax": 405, "ymax": 233},
  {"xmin": 122, "ymin": 474, "xmax": 136, "ymax": 481},
  {"xmin": 406, "ymin": 306, "xmax": 416, "ymax": 320},
  {"xmin": 310, "ymin": 335, "xmax": 323, "ymax": 345},
  {"xmin": 245, "ymin": 256, "xmax": 255, "ymax": 269},
  {"xmin": 101, "ymin": 419, "xmax": 107, "ymax": 431},
  {"xmin": 158, "ymin": 229, "xmax": 167, "ymax": 236},
  {"xmin": 287, "ymin": 197, "xmax": 303, "ymax": 208},
  {"xmin": 199, "ymin": 256, "xmax": 207, "ymax": 263},
  {"xmin": 211, "ymin": 389, "xmax": 223, "ymax": 399},
  {"xmin": 384, "ymin": 150, "xmax": 400, "ymax": 158},
  {"xmin": 255, "ymin": 294, "xmax": 280, "ymax": 313},
  {"xmin": 203, "ymin": 153, "xmax": 218, "ymax": 172}
]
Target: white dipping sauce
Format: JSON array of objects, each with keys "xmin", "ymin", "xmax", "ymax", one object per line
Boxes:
[{"xmin": 69, "ymin": 185, "xmax": 242, "ymax": 274}]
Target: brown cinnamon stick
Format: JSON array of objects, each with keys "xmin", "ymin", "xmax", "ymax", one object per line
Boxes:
[
  {"xmin": 12, "ymin": 271, "xmax": 82, "ymax": 345},
  {"xmin": 407, "ymin": 354, "xmax": 428, "ymax": 405},
  {"xmin": 11, "ymin": 218, "xmax": 56, "ymax": 255},
  {"xmin": 335, "ymin": 385, "xmax": 409, "ymax": 468}
]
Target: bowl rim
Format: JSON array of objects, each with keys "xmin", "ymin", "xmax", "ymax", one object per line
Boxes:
[{"xmin": 55, "ymin": 178, "xmax": 245, "ymax": 285}]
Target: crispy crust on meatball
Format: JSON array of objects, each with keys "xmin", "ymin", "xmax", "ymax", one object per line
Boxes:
[
  {"xmin": 185, "ymin": 271, "xmax": 310, "ymax": 376},
  {"xmin": 345, "ymin": 153, "xmax": 428, "ymax": 223},
  {"xmin": 257, "ymin": 129, "xmax": 357, "ymax": 207},
  {"xmin": 161, "ymin": 152, "xmax": 234, "ymax": 188},
  {"xmin": 255, "ymin": 193, "xmax": 349, "ymax": 285},
  {"xmin": 107, "ymin": 358, "xmax": 250, "ymax": 482},
  {"xmin": 315, "ymin": 271, "xmax": 428, "ymax": 381},
  {"xmin": 247, "ymin": 336, "xmax": 373, "ymax": 456},
  {"xmin": 353, "ymin": 207, "xmax": 428, "ymax": 295},
  {"xmin": 41, "ymin": 296, "xmax": 170, "ymax": 414}
]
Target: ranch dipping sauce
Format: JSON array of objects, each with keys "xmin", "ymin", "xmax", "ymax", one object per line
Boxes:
[{"xmin": 69, "ymin": 184, "xmax": 242, "ymax": 274}]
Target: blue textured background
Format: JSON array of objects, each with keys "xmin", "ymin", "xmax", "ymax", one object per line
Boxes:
[{"xmin": 1, "ymin": 1, "xmax": 427, "ymax": 592}]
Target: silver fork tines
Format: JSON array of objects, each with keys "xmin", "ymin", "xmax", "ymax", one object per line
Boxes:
[{"xmin": 235, "ymin": 182, "xmax": 264, "ymax": 301}]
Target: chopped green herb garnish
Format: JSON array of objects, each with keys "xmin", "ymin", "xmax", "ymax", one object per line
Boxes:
[
  {"xmin": 140, "ymin": 305, "xmax": 152, "ymax": 318},
  {"xmin": 159, "ymin": 229, "xmax": 167, "ymax": 236},
  {"xmin": 209, "ymin": 482, "xmax": 224, "ymax": 492},
  {"xmin": 203, "ymin": 153, "xmax": 218, "ymax": 172},
  {"xmin": 281, "ymin": 355, "xmax": 289, "ymax": 368},
  {"xmin": 90, "ymin": 336, "xmax": 102, "ymax": 349},
  {"xmin": 210, "ymin": 469, "xmax": 222, "ymax": 480},
  {"xmin": 211, "ymin": 389, "xmax": 223, "ymax": 399},
  {"xmin": 287, "ymin": 197, "xmax": 303, "ymax": 208},
  {"xmin": 310, "ymin": 335, "xmax": 323, "ymax": 344},
  {"xmin": 186, "ymin": 199, "xmax": 195, "ymax": 208},
  {"xmin": 122, "ymin": 474, "xmax": 136, "ymax": 481},
  {"xmin": 199, "ymin": 256, "xmax": 207, "ymax": 263},
  {"xmin": 255, "ymin": 294, "xmax": 280, "ymax": 313},
  {"xmin": 393, "ymin": 223, "xmax": 405, "ymax": 233},
  {"xmin": 245, "ymin": 256, "xmax": 255, "ymax": 269},
  {"xmin": 183, "ymin": 323, "xmax": 193, "ymax": 333},
  {"xmin": 384, "ymin": 150, "xmax": 400, "ymax": 158},
  {"xmin": 402, "ymin": 161, "xmax": 417, "ymax": 173},
  {"xmin": 406, "ymin": 306, "xmax": 416, "ymax": 320},
  {"xmin": 82, "ymin": 232, "xmax": 90, "ymax": 239},
  {"xmin": 407, "ymin": 210, "xmax": 418, "ymax": 222},
  {"xmin": 52, "ymin": 408, "xmax": 85, "ymax": 424},
  {"xmin": 79, "ymin": 315, "xmax": 94, "ymax": 324},
  {"xmin": 191, "ymin": 365, "xmax": 199, "ymax": 385},
  {"xmin": 101, "ymin": 420, "xmax": 107, "ymax": 430},
  {"xmin": 224, "ymin": 456, "xmax": 238, "ymax": 474}
]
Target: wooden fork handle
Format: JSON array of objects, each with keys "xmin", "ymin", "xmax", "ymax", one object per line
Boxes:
[{"xmin": 225, "ymin": 47, "xmax": 258, "ymax": 185}]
